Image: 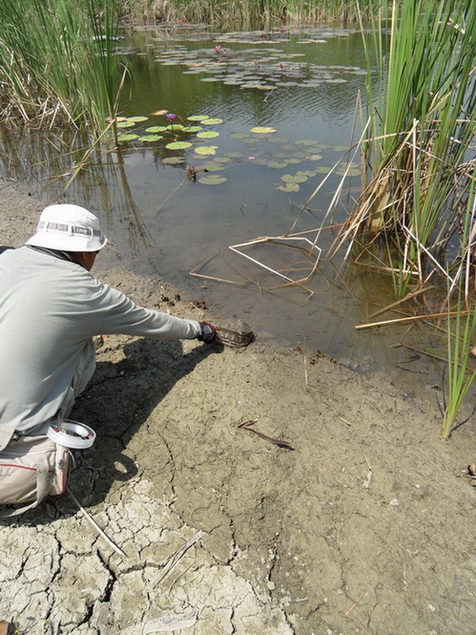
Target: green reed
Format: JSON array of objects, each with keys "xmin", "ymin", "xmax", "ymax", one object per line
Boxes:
[
  {"xmin": 441, "ymin": 178, "xmax": 476, "ymax": 439},
  {"xmin": 0, "ymin": 0, "xmax": 122, "ymax": 137},
  {"xmin": 442, "ymin": 294, "xmax": 476, "ymax": 440},
  {"xmin": 338, "ymin": 0, "xmax": 476, "ymax": 297}
]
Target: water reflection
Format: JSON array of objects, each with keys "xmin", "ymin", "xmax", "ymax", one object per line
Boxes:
[{"xmin": 123, "ymin": 29, "xmax": 369, "ymax": 128}]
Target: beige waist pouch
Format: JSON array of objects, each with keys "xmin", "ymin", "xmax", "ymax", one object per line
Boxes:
[{"xmin": 0, "ymin": 431, "xmax": 71, "ymax": 517}]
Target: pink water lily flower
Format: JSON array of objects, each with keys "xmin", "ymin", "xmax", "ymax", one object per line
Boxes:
[{"xmin": 165, "ymin": 113, "xmax": 177, "ymax": 122}]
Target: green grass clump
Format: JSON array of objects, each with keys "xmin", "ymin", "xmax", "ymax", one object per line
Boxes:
[{"xmin": 0, "ymin": 0, "xmax": 123, "ymax": 136}]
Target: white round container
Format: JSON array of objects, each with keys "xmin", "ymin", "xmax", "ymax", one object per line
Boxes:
[{"xmin": 47, "ymin": 420, "xmax": 96, "ymax": 449}]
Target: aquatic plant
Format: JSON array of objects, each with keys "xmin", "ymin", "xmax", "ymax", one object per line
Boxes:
[
  {"xmin": 441, "ymin": 181, "xmax": 476, "ymax": 439},
  {"xmin": 315, "ymin": 0, "xmax": 476, "ymax": 436},
  {"xmin": 336, "ymin": 0, "xmax": 476, "ymax": 299},
  {"xmin": 441, "ymin": 293, "xmax": 476, "ymax": 439}
]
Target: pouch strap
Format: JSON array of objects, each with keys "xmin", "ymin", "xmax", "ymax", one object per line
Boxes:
[
  {"xmin": 0, "ymin": 424, "xmax": 14, "ymax": 452},
  {"xmin": 0, "ymin": 463, "xmax": 52, "ymax": 519}
]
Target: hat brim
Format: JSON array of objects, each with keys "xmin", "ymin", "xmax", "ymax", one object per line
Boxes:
[{"xmin": 26, "ymin": 232, "xmax": 107, "ymax": 252}]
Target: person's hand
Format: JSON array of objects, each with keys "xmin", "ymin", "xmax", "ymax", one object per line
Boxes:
[{"xmin": 197, "ymin": 322, "xmax": 217, "ymax": 343}]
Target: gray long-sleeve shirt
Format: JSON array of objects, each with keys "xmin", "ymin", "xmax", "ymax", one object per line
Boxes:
[{"xmin": 0, "ymin": 247, "xmax": 201, "ymax": 432}]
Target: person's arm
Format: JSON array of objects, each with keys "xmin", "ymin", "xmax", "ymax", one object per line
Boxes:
[{"xmin": 91, "ymin": 281, "xmax": 216, "ymax": 341}]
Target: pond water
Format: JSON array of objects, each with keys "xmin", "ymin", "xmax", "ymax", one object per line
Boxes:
[{"xmin": 0, "ymin": 23, "xmax": 445, "ymax": 393}]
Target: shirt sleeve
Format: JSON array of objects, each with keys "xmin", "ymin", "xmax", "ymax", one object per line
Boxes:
[{"xmin": 91, "ymin": 280, "xmax": 202, "ymax": 340}]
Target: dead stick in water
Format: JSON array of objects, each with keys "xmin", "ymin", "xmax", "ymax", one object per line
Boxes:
[
  {"xmin": 355, "ymin": 310, "xmax": 467, "ymax": 330},
  {"xmin": 155, "ymin": 179, "xmax": 186, "ymax": 214},
  {"xmin": 368, "ymin": 286, "xmax": 435, "ymax": 319},
  {"xmin": 391, "ymin": 342, "xmax": 448, "ymax": 363}
]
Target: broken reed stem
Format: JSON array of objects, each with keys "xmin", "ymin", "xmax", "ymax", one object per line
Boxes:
[
  {"xmin": 189, "ymin": 251, "xmax": 250, "ymax": 287},
  {"xmin": 368, "ymin": 286, "xmax": 436, "ymax": 319},
  {"xmin": 285, "ymin": 221, "xmax": 346, "ymax": 238},
  {"xmin": 155, "ymin": 179, "xmax": 185, "ymax": 214},
  {"xmin": 156, "ymin": 531, "xmax": 204, "ymax": 585},
  {"xmin": 68, "ymin": 488, "xmax": 127, "ymax": 558},
  {"xmin": 355, "ymin": 310, "xmax": 468, "ymax": 330},
  {"xmin": 392, "ymin": 343, "xmax": 448, "ymax": 364}
]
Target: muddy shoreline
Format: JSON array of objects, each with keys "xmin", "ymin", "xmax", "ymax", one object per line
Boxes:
[{"xmin": 1, "ymin": 178, "xmax": 476, "ymax": 634}]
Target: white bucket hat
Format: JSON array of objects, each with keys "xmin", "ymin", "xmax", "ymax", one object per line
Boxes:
[{"xmin": 26, "ymin": 204, "xmax": 107, "ymax": 252}]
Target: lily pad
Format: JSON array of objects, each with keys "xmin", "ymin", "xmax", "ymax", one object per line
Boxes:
[
  {"xmin": 198, "ymin": 162, "xmax": 227, "ymax": 172},
  {"xmin": 196, "ymin": 131, "xmax": 220, "ymax": 138},
  {"xmin": 279, "ymin": 144, "xmax": 298, "ymax": 151},
  {"xmin": 198, "ymin": 175, "xmax": 228, "ymax": 185},
  {"xmin": 250, "ymin": 126, "xmax": 277, "ymax": 134},
  {"xmin": 200, "ymin": 118, "xmax": 223, "ymax": 125},
  {"xmin": 247, "ymin": 157, "xmax": 268, "ymax": 166},
  {"xmin": 277, "ymin": 183, "xmax": 300, "ymax": 192},
  {"xmin": 182, "ymin": 126, "xmax": 203, "ymax": 133},
  {"xmin": 129, "ymin": 116, "xmax": 148, "ymax": 122},
  {"xmin": 194, "ymin": 146, "xmax": 218, "ymax": 155},
  {"xmin": 187, "ymin": 115, "xmax": 210, "ymax": 121},
  {"xmin": 117, "ymin": 133, "xmax": 139, "ymax": 142},
  {"xmin": 166, "ymin": 124, "xmax": 185, "ymax": 132},
  {"xmin": 145, "ymin": 126, "xmax": 167, "ymax": 133},
  {"xmin": 117, "ymin": 120, "xmax": 135, "ymax": 128},
  {"xmin": 267, "ymin": 161, "xmax": 289, "ymax": 169},
  {"xmin": 281, "ymin": 173, "xmax": 308, "ymax": 184},
  {"xmin": 139, "ymin": 135, "xmax": 163, "ymax": 142},
  {"xmin": 295, "ymin": 139, "xmax": 319, "ymax": 146},
  {"xmin": 165, "ymin": 141, "xmax": 192, "ymax": 150},
  {"xmin": 335, "ymin": 167, "xmax": 361, "ymax": 177}
]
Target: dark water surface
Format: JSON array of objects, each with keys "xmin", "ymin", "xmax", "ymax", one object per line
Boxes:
[{"xmin": 0, "ymin": 24, "xmax": 444, "ymax": 394}]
